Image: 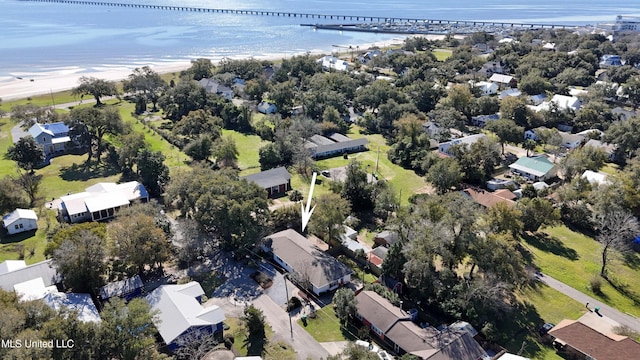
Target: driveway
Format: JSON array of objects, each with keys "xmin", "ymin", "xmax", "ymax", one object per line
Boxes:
[
  {"xmin": 10, "ymin": 122, "xmax": 29, "ymax": 143},
  {"xmin": 253, "ymin": 293, "xmax": 330, "ymax": 360},
  {"xmin": 536, "ymin": 272, "xmax": 640, "ymax": 332}
]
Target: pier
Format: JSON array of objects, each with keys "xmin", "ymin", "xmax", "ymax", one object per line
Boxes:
[{"xmin": 18, "ymin": 0, "xmax": 572, "ymax": 31}]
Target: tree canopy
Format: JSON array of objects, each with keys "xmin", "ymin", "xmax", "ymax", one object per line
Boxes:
[{"xmin": 72, "ymin": 76, "xmax": 118, "ymax": 106}]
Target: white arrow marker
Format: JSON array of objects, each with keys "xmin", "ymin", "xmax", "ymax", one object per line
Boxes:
[{"xmin": 301, "ymin": 172, "xmax": 317, "ymax": 232}]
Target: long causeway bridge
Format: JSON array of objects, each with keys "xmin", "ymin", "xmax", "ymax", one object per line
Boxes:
[{"xmin": 18, "ymin": 0, "xmax": 572, "ymax": 29}]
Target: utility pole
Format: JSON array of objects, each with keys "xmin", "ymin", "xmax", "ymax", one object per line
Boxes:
[
  {"xmin": 284, "ymin": 274, "xmax": 294, "ymax": 339},
  {"xmin": 375, "ymin": 146, "xmax": 380, "ymax": 173}
]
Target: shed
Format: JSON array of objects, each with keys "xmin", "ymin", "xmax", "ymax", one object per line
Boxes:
[{"xmin": 2, "ymin": 209, "xmax": 38, "ymax": 235}]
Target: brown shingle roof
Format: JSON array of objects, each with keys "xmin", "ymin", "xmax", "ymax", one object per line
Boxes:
[
  {"xmin": 264, "ymin": 229, "xmax": 353, "ymax": 289},
  {"xmin": 462, "ymin": 188, "xmax": 516, "ymax": 208},
  {"xmin": 549, "ymin": 321, "xmax": 640, "ymax": 360},
  {"xmin": 356, "ymin": 291, "xmax": 408, "ymax": 332}
]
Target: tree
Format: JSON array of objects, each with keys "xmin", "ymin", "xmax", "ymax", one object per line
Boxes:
[
  {"xmin": 183, "ymin": 58, "xmax": 214, "ymax": 81},
  {"xmin": 623, "ymin": 75, "xmax": 640, "ymax": 109},
  {"xmin": 158, "ymin": 81, "xmax": 214, "ymax": 121},
  {"xmin": 241, "ymin": 305, "xmax": 266, "ymax": 355},
  {"xmin": 558, "ymin": 145, "xmax": 607, "ymax": 180},
  {"xmin": 212, "ymin": 136, "xmax": 239, "ymax": 168},
  {"xmin": 594, "ymin": 210, "xmax": 639, "ymax": 278},
  {"xmin": 440, "ymin": 84, "xmax": 475, "ymax": 117},
  {"xmin": 13, "ymin": 169, "xmax": 42, "ymax": 207},
  {"xmin": 117, "ymin": 132, "xmax": 147, "ymax": 176},
  {"xmin": 136, "ymin": 149, "xmax": 170, "ymax": 197},
  {"xmin": 51, "ymin": 230, "xmax": 106, "ymax": 294},
  {"xmin": 341, "ymin": 160, "xmax": 373, "ymax": 212},
  {"xmin": 165, "ymin": 167, "xmax": 269, "ymax": 250},
  {"xmin": 603, "ymin": 116, "xmax": 640, "ymax": 159},
  {"xmin": 184, "ymin": 134, "xmax": 214, "ymax": 162},
  {"xmin": 107, "ymin": 212, "xmax": 171, "ymax": 275},
  {"xmin": 172, "ymin": 109, "xmax": 222, "ymax": 141},
  {"xmin": 99, "ymin": 298, "xmax": 166, "ymax": 360},
  {"xmin": 0, "ymin": 176, "xmax": 28, "ymax": 214},
  {"xmin": 122, "ymin": 66, "xmax": 166, "ymax": 112},
  {"xmin": 339, "ymin": 342, "xmax": 380, "ymax": 360},
  {"xmin": 523, "ymin": 138, "xmax": 536, "ymax": 157},
  {"xmin": 517, "ymin": 197, "xmax": 560, "ymax": 232},
  {"xmin": 485, "ymin": 119, "xmax": 524, "ymax": 154},
  {"xmin": 425, "ymin": 157, "xmax": 463, "ymax": 194},
  {"xmin": 484, "ymin": 202, "xmax": 523, "ymax": 236},
  {"xmin": 5, "ymin": 136, "xmax": 45, "ymax": 172},
  {"xmin": 71, "ymin": 76, "xmax": 118, "ymax": 106},
  {"xmin": 70, "ymin": 106, "xmax": 124, "ymax": 164},
  {"xmin": 173, "ymin": 328, "xmax": 219, "ymax": 360},
  {"xmin": 308, "ymin": 193, "xmax": 351, "ymax": 246},
  {"xmin": 333, "ymin": 288, "xmax": 357, "ymax": 325}
]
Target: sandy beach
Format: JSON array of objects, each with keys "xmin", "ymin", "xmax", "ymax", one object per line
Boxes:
[{"xmin": 0, "ymin": 35, "xmax": 444, "ymax": 102}]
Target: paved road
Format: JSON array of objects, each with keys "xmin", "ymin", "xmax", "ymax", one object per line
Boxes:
[
  {"xmin": 253, "ymin": 293, "xmax": 330, "ymax": 360},
  {"xmin": 537, "ymin": 272, "xmax": 640, "ymax": 332}
]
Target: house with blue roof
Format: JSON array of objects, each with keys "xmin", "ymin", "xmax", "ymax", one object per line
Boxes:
[{"xmin": 28, "ymin": 122, "xmax": 71, "ymax": 157}]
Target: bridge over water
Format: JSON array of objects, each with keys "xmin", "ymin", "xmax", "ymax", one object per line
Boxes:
[{"xmin": 18, "ymin": 0, "xmax": 572, "ymax": 30}]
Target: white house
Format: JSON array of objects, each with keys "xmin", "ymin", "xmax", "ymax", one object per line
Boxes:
[
  {"xmin": 474, "ymin": 81, "xmax": 498, "ymax": 96},
  {"xmin": 2, "ymin": 209, "xmax": 38, "ymax": 235},
  {"xmin": 257, "ymin": 101, "xmax": 277, "ymax": 114},
  {"xmin": 28, "ymin": 122, "xmax": 71, "ymax": 157},
  {"xmin": 581, "ymin": 170, "xmax": 611, "ymax": 186},
  {"xmin": 438, "ymin": 134, "xmax": 487, "ymax": 156},
  {"xmin": 499, "ymin": 88, "xmax": 522, "ymax": 100},
  {"xmin": 489, "ymin": 73, "xmax": 517, "ymax": 88},
  {"xmin": 318, "ymin": 56, "xmax": 349, "ymax": 72},
  {"xmin": 57, "ymin": 181, "xmax": 149, "ymax": 223},
  {"xmin": 558, "ymin": 131, "xmax": 585, "ymax": 149},
  {"xmin": 42, "ymin": 292, "xmax": 101, "ymax": 323},
  {"xmin": 147, "ymin": 282, "xmax": 226, "ymax": 350},
  {"xmin": 524, "ymin": 126, "xmax": 550, "ymax": 141},
  {"xmin": 532, "ymin": 95, "xmax": 582, "ymax": 112},
  {"xmin": 0, "ymin": 259, "xmax": 61, "ymax": 294},
  {"xmin": 261, "ymin": 229, "xmax": 353, "ymax": 295}
]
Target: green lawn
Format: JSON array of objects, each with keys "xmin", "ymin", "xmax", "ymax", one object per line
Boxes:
[
  {"xmin": 227, "ymin": 316, "xmax": 296, "ymax": 359},
  {"xmin": 316, "ymin": 126, "xmax": 427, "ymax": 205},
  {"xmin": 297, "ymin": 305, "xmax": 355, "ymax": 342},
  {"xmin": 222, "ymin": 129, "xmax": 267, "ymax": 172},
  {"xmin": 524, "ymin": 225, "xmax": 640, "ymax": 317},
  {"xmin": 0, "ymin": 90, "xmax": 80, "ymax": 112},
  {"xmin": 0, "ymin": 119, "xmax": 19, "ymax": 178},
  {"xmin": 432, "ymin": 49, "xmax": 453, "ymax": 61}
]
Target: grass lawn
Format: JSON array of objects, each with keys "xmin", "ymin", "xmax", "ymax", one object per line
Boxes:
[
  {"xmin": 0, "ymin": 90, "xmax": 80, "ymax": 112},
  {"xmin": 523, "ymin": 225, "xmax": 640, "ymax": 317},
  {"xmin": 222, "ymin": 129, "xmax": 267, "ymax": 172},
  {"xmin": 297, "ymin": 305, "xmax": 356, "ymax": 342},
  {"xmin": 227, "ymin": 316, "xmax": 296, "ymax": 359},
  {"xmin": 432, "ymin": 49, "xmax": 453, "ymax": 61},
  {"xmin": 316, "ymin": 126, "xmax": 427, "ymax": 205},
  {"xmin": 600, "ymin": 162, "xmax": 620, "ymax": 176},
  {"xmin": 489, "ymin": 283, "xmax": 586, "ymax": 360},
  {"xmin": 0, "ymin": 119, "xmax": 20, "ymax": 178}
]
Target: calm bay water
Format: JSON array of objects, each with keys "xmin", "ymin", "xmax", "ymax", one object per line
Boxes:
[{"xmin": 0, "ymin": 0, "xmax": 639, "ymax": 77}]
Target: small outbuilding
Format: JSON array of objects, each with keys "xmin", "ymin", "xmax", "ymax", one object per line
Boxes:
[{"xmin": 2, "ymin": 209, "xmax": 38, "ymax": 235}]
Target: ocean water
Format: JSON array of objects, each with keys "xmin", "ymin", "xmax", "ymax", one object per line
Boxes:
[{"xmin": 0, "ymin": 0, "xmax": 639, "ymax": 77}]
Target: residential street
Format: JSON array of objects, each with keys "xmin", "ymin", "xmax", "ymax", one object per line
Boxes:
[
  {"xmin": 253, "ymin": 293, "xmax": 330, "ymax": 360},
  {"xmin": 537, "ymin": 272, "xmax": 640, "ymax": 332}
]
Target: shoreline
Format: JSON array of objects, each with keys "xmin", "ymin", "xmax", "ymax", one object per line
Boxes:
[{"xmin": 0, "ymin": 35, "xmax": 445, "ymax": 102}]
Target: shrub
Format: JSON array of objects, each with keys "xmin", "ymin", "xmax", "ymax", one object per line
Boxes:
[
  {"xmin": 286, "ymin": 296, "xmax": 302, "ymax": 312},
  {"xmin": 223, "ymin": 334, "xmax": 234, "ymax": 349},
  {"xmin": 289, "ymin": 190, "xmax": 303, "ymax": 202},
  {"xmin": 590, "ymin": 275, "xmax": 603, "ymax": 294}
]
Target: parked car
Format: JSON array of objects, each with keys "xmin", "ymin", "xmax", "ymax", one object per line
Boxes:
[{"xmin": 539, "ymin": 322, "xmax": 555, "ymax": 336}]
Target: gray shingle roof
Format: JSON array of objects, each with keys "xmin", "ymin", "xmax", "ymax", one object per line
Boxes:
[
  {"xmin": 0, "ymin": 259, "xmax": 61, "ymax": 292},
  {"xmin": 243, "ymin": 167, "xmax": 291, "ymax": 189}
]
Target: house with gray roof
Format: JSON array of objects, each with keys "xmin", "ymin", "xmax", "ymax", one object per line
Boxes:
[
  {"xmin": 438, "ymin": 134, "xmax": 487, "ymax": 157},
  {"xmin": 0, "ymin": 259, "xmax": 61, "ymax": 293},
  {"xmin": 198, "ymin": 78, "xmax": 234, "ymax": 100},
  {"xmin": 508, "ymin": 156, "xmax": 557, "ymax": 181},
  {"xmin": 304, "ymin": 134, "xmax": 368, "ymax": 159},
  {"xmin": 584, "ymin": 139, "xmax": 617, "ymax": 160},
  {"xmin": 355, "ymin": 291, "xmax": 488, "ymax": 360},
  {"xmin": 99, "ymin": 275, "xmax": 144, "ymax": 301},
  {"xmin": 28, "ymin": 122, "xmax": 71, "ymax": 157},
  {"xmin": 242, "ymin": 167, "xmax": 291, "ymax": 198},
  {"xmin": 261, "ymin": 229, "xmax": 352, "ymax": 295},
  {"xmin": 43, "ymin": 292, "xmax": 101, "ymax": 323},
  {"xmin": 146, "ymin": 281, "xmax": 226, "ymax": 350}
]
